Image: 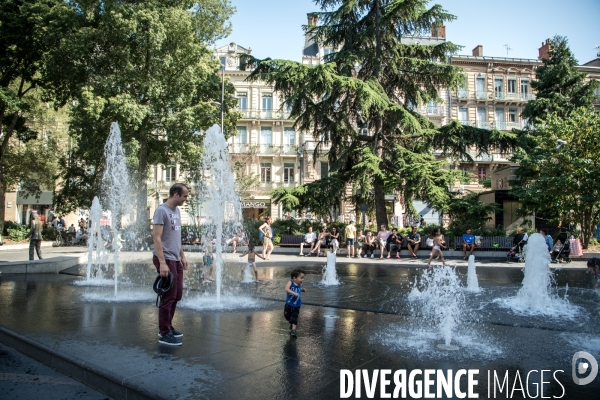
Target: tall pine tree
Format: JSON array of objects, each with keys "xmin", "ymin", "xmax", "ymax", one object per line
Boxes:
[
  {"xmin": 522, "ymin": 35, "xmax": 598, "ymax": 124},
  {"xmin": 241, "ymin": 0, "xmax": 514, "ymax": 226}
]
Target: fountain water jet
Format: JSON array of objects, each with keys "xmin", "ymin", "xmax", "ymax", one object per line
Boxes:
[
  {"xmin": 409, "ymin": 265, "xmax": 464, "ymax": 350},
  {"xmin": 200, "ymin": 124, "xmax": 242, "ymax": 302},
  {"xmin": 499, "ymin": 233, "xmax": 577, "ymax": 317},
  {"xmin": 321, "ymin": 252, "xmax": 340, "ymax": 286},
  {"xmin": 84, "ymin": 197, "xmax": 109, "ymax": 283},
  {"xmin": 102, "ymin": 122, "xmax": 131, "ymax": 296},
  {"xmin": 466, "ymin": 254, "xmax": 480, "ymax": 292}
]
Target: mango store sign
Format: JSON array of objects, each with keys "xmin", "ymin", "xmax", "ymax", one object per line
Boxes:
[{"xmin": 241, "ymin": 201, "xmax": 270, "ymax": 209}]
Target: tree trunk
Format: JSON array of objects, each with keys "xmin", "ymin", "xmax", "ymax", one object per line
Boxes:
[
  {"xmin": 372, "ymin": 0, "xmax": 387, "ymax": 229},
  {"xmin": 374, "ymin": 183, "xmax": 388, "ymax": 228},
  {"xmin": 0, "ymin": 186, "xmax": 5, "ymax": 234},
  {"xmin": 137, "ymin": 134, "xmax": 149, "ymax": 226}
]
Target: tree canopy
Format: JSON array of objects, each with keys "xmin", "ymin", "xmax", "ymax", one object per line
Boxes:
[
  {"xmin": 521, "ymin": 36, "xmax": 598, "ymax": 124},
  {"xmin": 511, "ymin": 108, "xmax": 600, "ymax": 248},
  {"xmin": 47, "ymin": 0, "xmax": 236, "ymax": 220},
  {"xmin": 0, "ymin": 0, "xmax": 75, "ymax": 232},
  {"xmin": 241, "ymin": 0, "xmax": 515, "ymax": 227}
]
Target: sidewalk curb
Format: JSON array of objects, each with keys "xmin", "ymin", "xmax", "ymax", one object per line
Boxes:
[{"xmin": 0, "ymin": 325, "xmax": 160, "ymax": 400}]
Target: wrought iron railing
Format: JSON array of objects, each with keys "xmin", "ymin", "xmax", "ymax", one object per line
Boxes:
[{"xmin": 238, "ymin": 108, "xmax": 293, "ymax": 120}]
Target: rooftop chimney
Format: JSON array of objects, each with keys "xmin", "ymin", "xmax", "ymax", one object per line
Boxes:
[
  {"xmin": 538, "ymin": 39, "xmax": 551, "ymax": 60},
  {"xmin": 431, "ymin": 24, "xmax": 446, "ymax": 39},
  {"xmin": 307, "ymin": 13, "xmax": 318, "ymax": 26},
  {"xmin": 472, "ymin": 45, "xmax": 483, "ymax": 57}
]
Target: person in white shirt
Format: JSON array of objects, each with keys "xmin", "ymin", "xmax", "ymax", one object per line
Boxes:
[{"xmin": 300, "ymin": 226, "xmax": 317, "ymax": 256}]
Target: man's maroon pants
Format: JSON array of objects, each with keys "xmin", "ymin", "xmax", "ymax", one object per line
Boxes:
[{"xmin": 153, "ymin": 255, "xmax": 183, "ymax": 336}]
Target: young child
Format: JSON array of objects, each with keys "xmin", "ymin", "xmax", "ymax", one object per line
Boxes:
[
  {"xmin": 202, "ymin": 238, "xmax": 214, "ymax": 283},
  {"xmin": 284, "ymin": 269, "xmax": 306, "ymax": 337},
  {"xmin": 239, "ymin": 242, "xmax": 264, "ymax": 282},
  {"xmin": 427, "ymin": 228, "xmax": 448, "ymax": 267}
]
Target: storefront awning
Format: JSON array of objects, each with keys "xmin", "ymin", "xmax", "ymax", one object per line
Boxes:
[{"xmin": 17, "ymin": 191, "xmax": 54, "ymax": 205}]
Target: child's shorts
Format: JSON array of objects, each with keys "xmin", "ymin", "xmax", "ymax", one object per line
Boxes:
[{"xmin": 284, "ymin": 304, "xmax": 300, "ymax": 325}]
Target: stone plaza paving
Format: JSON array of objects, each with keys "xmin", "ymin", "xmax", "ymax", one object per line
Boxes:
[{"xmin": 0, "ymin": 250, "xmax": 599, "ymax": 399}]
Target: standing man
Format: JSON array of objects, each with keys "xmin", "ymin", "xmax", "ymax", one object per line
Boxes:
[
  {"xmin": 345, "ymin": 220, "xmax": 357, "ymax": 258},
  {"xmin": 540, "ymin": 229, "xmax": 553, "ymax": 252},
  {"xmin": 462, "ymin": 228, "xmax": 476, "ymax": 260},
  {"xmin": 25, "ymin": 212, "xmax": 43, "ymax": 260},
  {"xmin": 153, "ymin": 183, "xmax": 189, "ymax": 346}
]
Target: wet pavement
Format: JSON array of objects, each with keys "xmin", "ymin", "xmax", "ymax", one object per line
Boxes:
[
  {"xmin": 0, "ymin": 342, "xmax": 112, "ymax": 400},
  {"xmin": 0, "ymin": 261, "xmax": 599, "ymax": 399}
]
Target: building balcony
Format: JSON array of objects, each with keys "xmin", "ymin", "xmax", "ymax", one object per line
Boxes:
[
  {"xmin": 521, "ymin": 93, "xmax": 536, "ymax": 101},
  {"xmin": 238, "ymin": 108, "xmax": 293, "ymax": 121},
  {"xmin": 229, "ymin": 144, "xmax": 299, "ymax": 155},
  {"xmin": 416, "ymin": 106, "xmax": 442, "ymax": 116},
  {"xmin": 494, "ymin": 92, "xmax": 535, "ymax": 102},
  {"xmin": 304, "ymin": 140, "xmax": 331, "ymax": 153},
  {"xmin": 454, "ymin": 90, "xmax": 489, "ymax": 100},
  {"xmin": 457, "ymin": 120, "xmax": 524, "ymax": 131}
]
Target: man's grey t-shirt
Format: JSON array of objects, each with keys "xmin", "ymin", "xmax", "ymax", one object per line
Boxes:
[{"xmin": 152, "ymin": 203, "xmax": 182, "ymax": 261}]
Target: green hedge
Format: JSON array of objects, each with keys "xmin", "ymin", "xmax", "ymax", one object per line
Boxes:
[
  {"xmin": 2, "ymin": 221, "xmax": 22, "ymax": 236},
  {"xmin": 7, "ymin": 225, "xmax": 29, "ymax": 241},
  {"xmin": 42, "ymin": 225, "xmax": 57, "ymax": 240}
]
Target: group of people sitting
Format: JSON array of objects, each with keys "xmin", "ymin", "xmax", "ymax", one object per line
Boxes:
[{"xmin": 299, "ymin": 223, "xmax": 424, "ymax": 259}]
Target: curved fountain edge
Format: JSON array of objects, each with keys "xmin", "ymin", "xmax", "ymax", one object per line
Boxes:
[{"xmin": 0, "ymin": 325, "xmax": 160, "ymax": 400}]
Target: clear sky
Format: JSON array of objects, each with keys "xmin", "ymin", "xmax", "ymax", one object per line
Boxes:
[{"xmin": 215, "ymin": 0, "xmax": 600, "ymax": 64}]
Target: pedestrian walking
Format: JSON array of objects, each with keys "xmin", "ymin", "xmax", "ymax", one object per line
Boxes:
[
  {"xmin": 427, "ymin": 228, "xmax": 448, "ymax": 267},
  {"xmin": 25, "ymin": 212, "xmax": 43, "ymax": 260},
  {"xmin": 259, "ymin": 216, "xmax": 274, "ymax": 260},
  {"xmin": 284, "ymin": 269, "xmax": 306, "ymax": 337},
  {"xmin": 152, "ymin": 183, "xmax": 189, "ymax": 346},
  {"xmin": 239, "ymin": 243, "xmax": 264, "ymax": 282}
]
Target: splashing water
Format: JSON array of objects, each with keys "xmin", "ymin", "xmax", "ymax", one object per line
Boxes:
[
  {"xmin": 80, "ymin": 196, "xmax": 110, "ymax": 285},
  {"xmin": 466, "ymin": 254, "xmax": 480, "ymax": 292},
  {"xmin": 409, "ymin": 265, "xmax": 465, "ymax": 349},
  {"xmin": 101, "ymin": 122, "xmax": 131, "ymax": 296},
  {"xmin": 241, "ymin": 264, "xmax": 254, "ymax": 283},
  {"xmin": 200, "ymin": 124, "xmax": 242, "ymax": 303},
  {"xmin": 321, "ymin": 252, "xmax": 340, "ymax": 286},
  {"xmin": 499, "ymin": 233, "xmax": 577, "ymax": 317}
]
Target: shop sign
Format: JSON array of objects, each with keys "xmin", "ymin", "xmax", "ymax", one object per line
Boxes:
[{"xmin": 241, "ymin": 201, "xmax": 270, "ymax": 209}]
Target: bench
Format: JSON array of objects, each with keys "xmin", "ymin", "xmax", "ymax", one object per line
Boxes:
[
  {"xmin": 454, "ymin": 236, "xmax": 514, "ymax": 251},
  {"xmin": 279, "ymin": 235, "xmax": 304, "ymax": 247}
]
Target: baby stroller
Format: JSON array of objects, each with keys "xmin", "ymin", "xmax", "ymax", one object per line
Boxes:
[
  {"xmin": 507, "ymin": 239, "xmax": 526, "ymax": 263},
  {"xmin": 551, "ymin": 233, "xmax": 571, "ymax": 263}
]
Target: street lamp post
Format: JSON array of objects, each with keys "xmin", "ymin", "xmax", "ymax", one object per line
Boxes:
[
  {"xmin": 297, "ymin": 142, "xmax": 305, "ymax": 185},
  {"xmin": 356, "ymin": 188, "xmax": 368, "ymax": 230},
  {"xmin": 211, "ymin": 64, "xmax": 238, "ymax": 136}
]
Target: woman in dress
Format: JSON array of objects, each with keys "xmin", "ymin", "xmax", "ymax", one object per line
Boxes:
[
  {"xmin": 330, "ymin": 227, "xmax": 340, "ymax": 254},
  {"xmin": 310, "ymin": 226, "xmax": 330, "ymax": 257}
]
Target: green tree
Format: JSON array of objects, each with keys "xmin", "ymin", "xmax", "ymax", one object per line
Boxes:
[
  {"xmin": 511, "ymin": 108, "xmax": 600, "ymax": 249},
  {"xmin": 522, "ymin": 36, "xmax": 598, "ymax": 124},
  {"xmin": 48, "ymin": 0, "xmax": 236, "ymax": 221},
  {"xmin": 445, "ymin": 192, "xmax": 498, "ymax": 237},
  {"xmin": 272, "ymin": 176, "xmax": 346, "ymax": 221},
  {"xmin": 0, "ymin": 0, "xmax": 74, "ymax": 232},
  {"xmin": 241, "ymin": 0, "xmax": 514, "ymax": 228}
]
